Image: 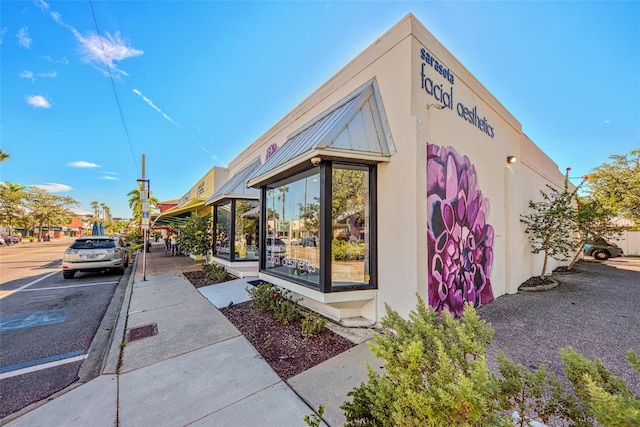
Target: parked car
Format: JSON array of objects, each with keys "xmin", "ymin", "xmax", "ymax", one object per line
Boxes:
[
  {"xmin": 1, "ymin": 235, "xmax": 18, "ymax": 245},
  {"xmin": 583, "ymin": 238, "xmax": 624, "ymax": 260},
  {"xmin": 62, "ymin": 236, "xmax": 129, "ymax": 279}
]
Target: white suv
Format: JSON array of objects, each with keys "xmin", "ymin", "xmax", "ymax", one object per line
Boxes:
[{"xmin": 62, "ymin": 236, "xmax": 129, "ymax": 279}]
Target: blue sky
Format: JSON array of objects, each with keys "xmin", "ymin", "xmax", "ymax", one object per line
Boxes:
[{"xmin": 2, "ymin": 1, "xmax": 639, "ymax": 219}]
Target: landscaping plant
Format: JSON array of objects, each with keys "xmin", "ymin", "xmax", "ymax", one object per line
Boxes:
[
  {"xmin": 301, "ymin": 313, "xmax": 328, "ymax": 338},
  {"xmin": 202, "ymin": 263, "xmax": 228, "ymax": 282},
  {"xmin": 247, "ymin": 283, "xmax": 301, "ymax": 324},
  {"xmin": 520, "ymin": 168, "xmax": 586, "ymax": 278},
  {"xmin": 339, "ymin": 296, "xmax": 640, "ymax": 426}
]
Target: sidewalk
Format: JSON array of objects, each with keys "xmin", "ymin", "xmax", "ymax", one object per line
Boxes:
[{"xmin": 5, "ymin": 241, "xmax": 379, "ymax": 427}]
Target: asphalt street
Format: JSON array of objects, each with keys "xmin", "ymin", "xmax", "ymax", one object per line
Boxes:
[{"xmin": 0, "ymin": 241, "xmax": 128, "ymax": 419}]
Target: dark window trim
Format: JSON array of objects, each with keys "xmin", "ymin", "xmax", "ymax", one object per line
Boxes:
[
  {"xmin": 258, "ymin": 160, "xmax": 377, "ymax": 293},
  {"xmin": 213, "ymin": 198, "xmax": 259, "ymax": 262}
]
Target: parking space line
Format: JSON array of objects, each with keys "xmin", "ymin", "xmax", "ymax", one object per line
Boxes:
[
  {"xmin": 0, "ymin": 350, "xmax": 87, "ymax": 380},
  {"xmin": 19, "ymin": 281, "xmax": 119, "ymax": 292},
  {"xmin": 0, "ymin": 271, "xmax": 58, "ymax": 300}
]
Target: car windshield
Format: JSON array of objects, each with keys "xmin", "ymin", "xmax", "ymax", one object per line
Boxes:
[{"xmin": 71, "ymin": 239, "xmax": 116, "ymax": 249}]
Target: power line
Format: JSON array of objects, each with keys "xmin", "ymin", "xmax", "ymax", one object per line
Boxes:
[{"xmin": 88, "ymin": 0, "xmax": 140, "ymax": 178}]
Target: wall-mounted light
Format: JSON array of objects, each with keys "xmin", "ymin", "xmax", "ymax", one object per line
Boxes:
[
  {"xmin": 311, "ymin": 156, "xmax": 321, "ymax": 166},
  {"xmin": 507, "ymin": 156, "xmax": 518, "ymax": 164},
  {"xmin": 427, "ymin": 103, "xmax": 445, "ymax": 110}
]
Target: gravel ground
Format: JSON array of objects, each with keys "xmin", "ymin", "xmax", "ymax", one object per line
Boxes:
[{"xmin": 478, "ymin": 258, "xmax": 640, "ymax": 394}]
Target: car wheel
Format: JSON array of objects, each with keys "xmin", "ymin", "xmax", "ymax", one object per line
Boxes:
[
  {"xmin": 63, "ymin": 271, "xmax": 76, "ymax": 279},
  {"xmin": 593, "ymin": 250, "xmax": 610, "ymax": 261}
]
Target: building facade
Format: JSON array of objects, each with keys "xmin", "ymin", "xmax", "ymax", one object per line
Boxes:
[{"xmin": 202, "ymin": 14, "xmax": 568, "ymax": 324}]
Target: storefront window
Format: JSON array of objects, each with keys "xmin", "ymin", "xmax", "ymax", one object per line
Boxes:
[
  {"xmin": 331, "ymin": 165, "xmax": 370, "ymax": 288},
  {"xmin": 214, "ymin": 202, "xmax": 231, "ymax": 259},
  {"xmin": 234, "ymin": 200, "xmax": 259, "ymax": 261},
  {"xmin": 265, "ymin": 169, "xmax": 320, "ymax": 287}
]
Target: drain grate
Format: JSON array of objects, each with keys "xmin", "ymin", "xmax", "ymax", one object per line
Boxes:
[{"xmin": 126, "ymin": 323, "xmax": 158, "ymax": 342}]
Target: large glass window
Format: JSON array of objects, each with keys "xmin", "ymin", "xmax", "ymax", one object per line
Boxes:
[
  {"xmin": 265, "ymin": 169, "xmax": 320, "ymax": 286},
  {"xmin": 214, "ymin": 202, "xmax": 231, "ymax": 259},
  {"xmin": 234, "ymin": 200, "xmax": 259, "ymax": 261},
  {"xmin": 331, "ymin": 165, "xmax": 370, "ymax": 288},
  {"xmin": 262, "ymin": 162, "xmax": 375, "ymax": 292}
]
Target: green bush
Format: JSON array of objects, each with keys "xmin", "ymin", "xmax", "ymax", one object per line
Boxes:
[
  {"xmin": 341, "ymin": 296, "xmax": 511, "ymax": 427},
  {"xmin": 202, "ymin": 263, "xmax": 227, "ymax": 282},
  {"xmin": 247, "ymin": 283, "xmax": 301, "ymax": 324},
  {"xmin": 339, "ymin": 295, "xmax": 640, "ymax": 427},
  {"xmin": 302, "ymin": 313, "xmax": 327, "ymax": 338},
  {"xmin": 562, "ymin": 347, "xmax": 640, "ymax": 426}
]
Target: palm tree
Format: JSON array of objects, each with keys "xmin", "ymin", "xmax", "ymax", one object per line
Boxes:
[
  {"xmin": 0, "ymin": 150, "xmax": 9, "ymax": 162},
  {"xmin": 128, "ymin": 184, "xmax": 159, "ymax": 224},
  {"xmin": 100, "ymin": 203, "xmax": 108, "ymax": 220},
  {"xmin": 90, "ymin": 201, "xmax": 100, "ymax": 219}
]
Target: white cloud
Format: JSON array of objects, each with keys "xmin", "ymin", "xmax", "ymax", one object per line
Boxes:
[
  {"xmin": 74, "ymin": 30, "xmax": 143, "ymax": 76},
  {"xmin": 98, "ymin": 175, "xmax": 118, "ymax": 181},
  {"xmin": 67, "ymin": 161, "xmax": 99, "ymax": 168},
  {"xmin": 604, "ymin": 120, "xmax": 611, "ymax": 124},
  {"xmin": 38, "ymin": 71, "xmax": 57, "ymax": 78},
  {"xmin": 34, "ymin": 183, "xmax": 72, "ymax": 192},
  {"xmin": 0, "ymin": 27, "xmax": 7, "ymax": 45},
  {"xmin": 132, "ymin": 88, "xmax": 180, "ymax": 127},
  {"xmin": 20, "ymin": 70, "xmax": 35, "ymax": 82},
  {"xmin": 34, "ymin": 0, "xmax": 50, "ymax": 11},
  {"xmin": 26, "ymin": 95, "xmax": 51, "ymax": 108},
  {"xmin": 17, "ymin": 26, "xmax": 32, "ymax": 48},
  {"xmin": 198, "ymin": 143, "xmax": 220, "ymax": 162}
]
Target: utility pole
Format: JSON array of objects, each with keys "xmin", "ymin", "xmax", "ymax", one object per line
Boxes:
[{"xmin": 139, "ymin": 154, "xmax": 150, "ymax": 281}]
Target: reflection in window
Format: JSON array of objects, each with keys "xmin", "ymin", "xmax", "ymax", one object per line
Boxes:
[
  {"xmin": 214, "ymin": 202, "xmax": 231, "ymax": 259},
  {"xmin": 265, "ymin": 170, "xmax": 320, "ymax": 286},
  {"xmin": 331, "ymin": 165, "xmax": 370, "ymax": 288},
  {"xmin": 234, "ymin": 200, "xmax": 259, "ymax": 260}
]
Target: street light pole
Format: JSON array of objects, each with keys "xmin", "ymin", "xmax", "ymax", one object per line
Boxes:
[{"xmin": 138, "ymin": 155, "xmax": 150, "ymax": 281}]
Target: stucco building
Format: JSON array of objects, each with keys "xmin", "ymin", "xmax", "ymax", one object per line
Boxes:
[{"xmin": 196, "ymin": 14, "xmax": 568, "ymax": 324}]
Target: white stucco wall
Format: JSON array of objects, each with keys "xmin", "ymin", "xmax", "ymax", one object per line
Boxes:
[{"xmin": 212, "ymin": 14, "xmax": 570, "ymax": 323}]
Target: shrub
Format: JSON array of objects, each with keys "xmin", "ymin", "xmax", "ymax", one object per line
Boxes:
[
  {"xmin": 302, "ymin": 313, "xmax": 327, "ymax": 338},
  {"xmin": 339, "ymin": 295, "xmax": 640, "ymax": 426},
  {"xmin": 561, "ymin": 347, "xmax": 640, "ymax": 426},
  {"xmin": 247, "ymin": 283, "xmax": 301, "ymax": 324},
  {"xmin": 341, "ymin": 296, "xmax": 512, "ymax": 427},
  {"xmin": 202, "ymin": 263, "xmax": 227, "ymax": 282}
]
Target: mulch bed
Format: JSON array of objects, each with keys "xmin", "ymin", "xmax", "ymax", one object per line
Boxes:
[
  {"xmin": 519, "ymin": 276, "xmax": 557, "ymax": 288},
  {"xmin": 183, "ymin": 270, "xmax": 235, "ymax": 288},
  {"xmin": 183, "ymin": 269, "xmax": 356, "ymax": 380}
]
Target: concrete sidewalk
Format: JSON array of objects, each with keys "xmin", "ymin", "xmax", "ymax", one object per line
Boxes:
[{"xmin": 5, "ymin": 241, "xmax": 378, "ymax": 427}]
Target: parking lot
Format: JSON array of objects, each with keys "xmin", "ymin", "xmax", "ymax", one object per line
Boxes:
[{"xmin": 478, "ymin": 257, "xmax": 640, "ymax": 394}]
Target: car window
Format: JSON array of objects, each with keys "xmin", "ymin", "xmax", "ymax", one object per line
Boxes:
[{"xmin": 71, "ymin": 239, "xmax": 117, "ymax": 249}]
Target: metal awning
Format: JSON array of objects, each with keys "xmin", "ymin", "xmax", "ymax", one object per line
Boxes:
[
  {"xmin": 247, "ymin": 79, "xmax": 395, "ymax": 188},
  {"xmin": 205, "ymin": 157, "xmax": 261, "ymax": 206}
]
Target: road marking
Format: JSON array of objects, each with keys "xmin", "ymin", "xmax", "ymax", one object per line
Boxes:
[
  {"xmin": 0, "ymin": 271, "xmax": 58, "ymax": 300},
  {"xmin": 0, "ymin": 308, "xmax": 71, "ymax": 332},
  {"xmin": 19, "ymin": 281, "xmax": 119, "ymax": 292},
  {"xmin": 0, "ymin": 350, "xmax": 87, "ymax": 380},
  {"xmin": 0, "ymin": 244, "xmax": 68, "ymax": 259}
]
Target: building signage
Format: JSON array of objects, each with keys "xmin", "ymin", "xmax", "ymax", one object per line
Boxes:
[
  {"xmin": 419, "ymin": 48, "xmax": 495, "ymax": 138},
  {"xmin": 196, "ymin": 181, "xmax": 205, "ymax": 197},
  {"xmin": 266, "ymin": 143, "xmax": 278, "ymax": 160}
]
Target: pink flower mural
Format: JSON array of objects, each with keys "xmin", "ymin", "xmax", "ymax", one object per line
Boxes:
[{"xmin": 427, "ymin": 144, "xmax": 494, "ymax": 316}]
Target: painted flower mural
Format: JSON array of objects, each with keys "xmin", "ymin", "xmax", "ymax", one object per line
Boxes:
[{"xmin": 427, "ymin": 144, "xmax": 494, "ymax": 316}]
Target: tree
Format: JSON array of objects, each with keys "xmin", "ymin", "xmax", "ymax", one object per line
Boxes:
[
  {"xmin": 25, "ymin": 187, "xmax": 78, "ymax": 241},
  {"xmin": 587, "ymin": 149, "xmax": 640, "ymax": 225},
  {"xmin": 127, "ymin": 184, "xmax": 159, "ymax": 224},
  {"xmin": 520, "ymin": 169, "xmax": 585, "ymax": 278},
  {"xmin": 0, "ymin": 182, "xmax": 27, "ymax": 235},
  {"xmin": 176, "ymin": 213, "xmax": 213, "ymax": 257},
  {"xmin": 90, "ymin": 201, "xmax": 100, "ymax": 219},
  {"xmin": 0, "ymin": 150, "xmax": 9, "ymax": 162},
  {"xmin": 567, "ymin": 196, "xmax": 623, "ymax": 269}
]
